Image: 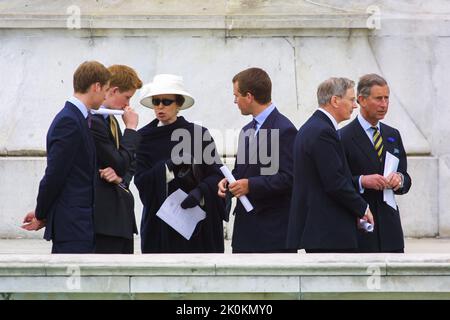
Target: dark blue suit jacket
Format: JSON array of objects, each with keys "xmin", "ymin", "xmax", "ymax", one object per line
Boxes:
[
  {"xmin": 35, "ymin": 101, "xmax": 96, "ymax": 244},
  {"xmin": 231, "ymin": 107, "xmax": 297, "ymax": 252},
  {"xmin": 340, "ymin": 117, "xmax": 411, "ymax": 252},
  {"xmin": 287, "ymin": 110, "xmax": 368, "ymax": 250}
]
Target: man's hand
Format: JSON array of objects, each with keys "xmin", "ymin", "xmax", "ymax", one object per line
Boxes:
[
  {"xmin": 386, "ymin": 172, "xmax": 403, "ymax": 191},
  {"xmin": 217, "ymin": 178, "xmax": 228, "ymax": 198},
  {"xmin": 228, "ymin": 179, "xmax": 249, "ymax": 198},
  {"xmin": 357, "ymin": 207, "xmax": 375, "ymax": 230},
  {"xmin": 361, "ymin": 174, "xmax": 389, "ymax": 191},
  {"xmin": 122, "ymin": 106, "xmax": 139, "ymax": 130},
  {"xmin": 21, "ymin": 211, "xmax": 46, "ymax": 231},
  {"xmin": 23, "ymin": 211, "xmax": 35, "ymax": 224},
  {"xmin": 99, "ymin": 167, "xmax": 123, "ymax": 184}
]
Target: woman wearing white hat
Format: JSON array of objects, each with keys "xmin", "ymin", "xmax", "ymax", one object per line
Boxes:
[{"xmin": 134, "ymin": 74, "xmax": 227, "ymax": 253}]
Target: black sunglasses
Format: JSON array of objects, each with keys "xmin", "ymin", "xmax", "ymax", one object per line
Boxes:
[{"xmin": 152, "ymin": 98, "xmax": 175, "ymax": 107}]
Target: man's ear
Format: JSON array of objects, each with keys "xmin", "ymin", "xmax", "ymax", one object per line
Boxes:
[
  {"xmin": 110, "ymin": 86, "xmax": 119, "ymax": 94},
  {"xmin": 91, "ymin": 82, "xmax": 102, "ymax": 92},
  {"xmin": 330, "ymin": 95, "xmax": 340, "ymax": 109},
  {"xmin": 357, "ymin": 95, "xmax": 366, "ymax": 107}
]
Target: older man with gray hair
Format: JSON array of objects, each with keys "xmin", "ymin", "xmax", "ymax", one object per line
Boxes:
[{"xmin": 287, "ymin": 77, "xmax": 374, "ymax": 253}]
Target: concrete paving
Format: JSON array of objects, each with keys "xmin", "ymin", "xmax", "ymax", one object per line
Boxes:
[{"xmin": 0, "ymin": 237, "xmax": 449, "ymax": 254}]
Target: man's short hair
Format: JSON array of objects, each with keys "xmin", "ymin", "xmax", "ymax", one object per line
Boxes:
[
  {"xmin": 317, "ymin": 77, "xmax": 355, "ymax": 106},
  {"xmin": 357, "ymin": 73, "xmax": 388, "ymax": 99},
  {"xmin": 232, "ymin": 67, "xmax": 272, "ymax": 104},
  {"xmin": 108, "ymin": 65, "xmax": 143, "ymax": 92},
  {"xmin": 73, "ymin": 61, "xmax": 111, "ymax": 93}
]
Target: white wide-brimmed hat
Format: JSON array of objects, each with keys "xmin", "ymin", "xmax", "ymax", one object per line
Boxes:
[{"xmin": 140, "ymin": 74, "xmax": 195, "ymax": 110}]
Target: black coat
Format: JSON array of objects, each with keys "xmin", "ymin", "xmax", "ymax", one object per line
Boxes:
[
  {"xmin": 339, "ymin": 117, "xmax": 411, "ymax": 252},
  {"xmin": 90, "ymin": 114, "xmax": 141, "ymax": 239},
  {"xmin": 287, "ymin": 110, "xmax": 368, "ymax": 250},
  {"xmin": 134, "ymin": 116, "xmax": 227, "ymax": 253},
  {"xmin": 231, "ymin": 108, "xmax": 297, "ymax": 252}
]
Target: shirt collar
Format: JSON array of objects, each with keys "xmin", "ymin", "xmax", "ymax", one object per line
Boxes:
[
  {"xmin": 318, "ymin": 108, "xmax": 339, "ymax": 131},
  {"xmin": 253, "ymin": 103, "xmax": 276, "ymax": 128},
  {"xmin": 357, "ymin": 113, "xmax": 380, "ymax": 132},
  {"xmin": 68, "ymin": 96, "xmax": 89, "ymax": 119}
]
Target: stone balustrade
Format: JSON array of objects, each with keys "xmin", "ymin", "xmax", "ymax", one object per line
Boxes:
[{"xmin": 1, "ymin": 254, "xmax": 450, "ymax": 299}]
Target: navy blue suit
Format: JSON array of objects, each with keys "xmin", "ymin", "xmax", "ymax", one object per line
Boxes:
[
  {"xmin": 340, "ymin": 118, "xmax": 411, "ymax": 252},
  {"xmin": 35, "ymin": 101, "xmax": 96, "ymax": 253},
  {"xmin": 287, "ymin": 110, "xmax": 368, "ymax": 251},
  {"xmin": 231, "ymin": 108, "xmax": 297, "ymax": 252}
]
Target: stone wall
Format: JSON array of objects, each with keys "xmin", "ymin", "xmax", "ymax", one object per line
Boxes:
[{"xmin": 0, "ymin": 0, "xmax": 449, "ymax": 238}]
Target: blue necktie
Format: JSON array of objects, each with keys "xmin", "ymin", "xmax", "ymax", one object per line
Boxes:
[
  {"xmin": 87, "ymin": 113, "xmax": 92, "ymax": 128},
  {"xmin": 252, "ymin": 118, "xmax": 258, "ymax": 133}
]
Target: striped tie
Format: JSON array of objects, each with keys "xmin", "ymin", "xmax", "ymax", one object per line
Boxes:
[{"xmin": 372, "ymin": 126, "xmax": 383, "ymax": 161}]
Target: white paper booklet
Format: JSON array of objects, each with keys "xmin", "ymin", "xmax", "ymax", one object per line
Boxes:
[
  {"xmin": 383, "ymin": 151, "xmax": 400, "ymax": 210},
  {"xmin": 156, "ymin": 189, "xmax": 206, "ymax": 240}
]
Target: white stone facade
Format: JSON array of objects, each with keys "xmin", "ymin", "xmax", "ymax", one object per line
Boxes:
[{"xmin": 0, "ymin": 1, "xmax": 448, "ymax": 238}]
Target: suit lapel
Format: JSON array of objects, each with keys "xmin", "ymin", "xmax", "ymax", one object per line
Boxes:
[
  {"xmin": 380, "ymin": 123, "xmax": 398, "ymax": 166},
  {"xmin": 99, "ymin": 114, "xmax": 122, "ymax": 147},
  {"xmin": 67, "ymin": 103, "xmax": 95, "ymax": 164},
  {"xmin": 247, "ymin": 108, "xmax": 279, "ymax": 167},
  {"xmin": 350, "ymin": 118, "xmax": 381, "ymax": 172},
  {"xmin": 235, "ymin": 122, "xmax": 252, "ymax": 178}
]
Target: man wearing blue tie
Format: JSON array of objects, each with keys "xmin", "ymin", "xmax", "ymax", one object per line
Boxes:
[
  {"xmin": 339, "ymin": 74, "xmax": 411, "ymax": 253},
  {"xmin": 218, "ymin": 67, "xmax": 297, "ymax": 253},
  {"xmin": 22, "ymin": 61, "xmax": 110, "ymax": 254}
]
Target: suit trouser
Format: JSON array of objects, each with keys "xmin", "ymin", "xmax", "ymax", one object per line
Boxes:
[
  {"xmin": 51, "ymin": 240, "xmax": 95, "ymax": 254},
  {"xmin": 94, "ymin": 233, "xmax": 134, "ymax": 254}
]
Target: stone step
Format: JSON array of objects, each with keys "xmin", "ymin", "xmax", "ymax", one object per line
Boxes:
[{"xmin": 1, "ymin": 237, "xmax": 450, "ymax": 255}]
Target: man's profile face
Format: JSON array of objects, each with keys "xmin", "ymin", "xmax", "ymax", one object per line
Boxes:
[
  {"xmin": 336, "ymin": 87, "xmax": 357, "ymax": 122},
  {"xmin": 90, "ymin": 82, "xmax": 109, "ymax": 109},
  {"xmin": 233, "ymin": 81, "xmax": 252, "ymax": 116},
  {"xmin": 105, "ymin": 87, "xmax": 136, "ymax": 110},
  {"xmin": 359, "ymin": 85, "xmax": 390, "ymax": 124}
]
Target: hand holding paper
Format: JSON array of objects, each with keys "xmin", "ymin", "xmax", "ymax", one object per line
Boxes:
[
  {"xmin": 359, "ymin": 219, "xmax": 374, "ymax": 232},
  {"xmin": 219, "ymin": 165, "xmax": 254, "ymax": 213},
  {"xmin": 156, "ymin": 189, "xmax": 206, "ymax": 240}
]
